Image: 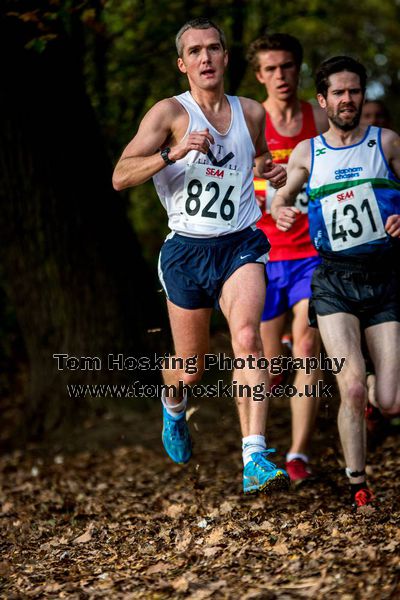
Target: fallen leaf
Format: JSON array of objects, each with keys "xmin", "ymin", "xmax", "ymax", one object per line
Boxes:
[
  {"xmin": 331, "ymin": 528, "xmax": 340, "ymax": 537},
  {"xmin": 272, "ymin": 542, "xmax": 289, "ymax": 555},
  {"xmin": 219, "ymin": 501, "xmax": 234, "ymax": 514},
  {"xmin": 172, "ymin": 576, "xmax": 190, "ymax": 593},
  {"xmin": 205, "ymin": 526, "xmax": 224, "ymax": 546},
  {"xmin": 166, "ymin": 503, "xmax": 185, "ymax": 519},
  {"xmin": 384, "ymin": 540, "xmax": 398, "ymax": 552},
  {"xmin": 176, "ymin": 530, "xmax": 192, "ymax": 552},
  {"xmin": 145, "ymin": 561, "xmax": 171, "ymax": 575},
  {"xmin": 203, "ymin": 546, "xmax": 220, "ymax": 558},
  {"xmin": 73, "ymin": 524, "xmax": 94, "ymax": 544},
  {"xmin": 1, "ymin": 502, "xmax": 13, "ymax": 514}
]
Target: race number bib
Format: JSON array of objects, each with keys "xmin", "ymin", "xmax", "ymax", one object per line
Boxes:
[
  {"xmin": 294, "ymin": 185, "xmax": 310, "ymax": 213},
  {"xmin": 321, "ymin": 182, "xmax": 386, "ymax": 251},
  {"xmin": 265, "ymin": 165, "xmax": 309, "ymax": 214},
  {"xmin": 183, "ymin": 163, "xmax": 242, "ymax": 228}
]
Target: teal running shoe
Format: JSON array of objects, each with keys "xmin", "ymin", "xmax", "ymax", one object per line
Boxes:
[
  {"xmin": 243, "ymin": 450, "xmax": 289, "ymax": 494},
  {"xmin": 162, "ymin": 407, "xmax": 192, "ymax": 464}
]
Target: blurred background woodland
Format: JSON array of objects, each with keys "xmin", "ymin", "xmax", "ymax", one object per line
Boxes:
[{"xmin": 1, "ymin": 0, "xmax": 400, "ymax": 441}]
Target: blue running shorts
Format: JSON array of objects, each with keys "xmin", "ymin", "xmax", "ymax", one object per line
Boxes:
[
  {"xmin": 261, "ymin": 256, "xmax": 321, "ymax": 321},
  {"xmin": 158, "ymin": 226, "xmax": 270, "ymax": 310}
]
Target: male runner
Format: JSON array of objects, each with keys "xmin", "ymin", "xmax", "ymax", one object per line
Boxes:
[
  {"xmin": 113, "ymin": 18, "xmax": 290, "ymax": 494},
  {"xmin": 271, "ymin": 56, "xmax": 400, "ymax": 507},
  {"xmin": 247, "ymin": 34, "xmax": 328, "ymax": 483},
  {"xmin": 361, "ymin": 98, "xmax": 399, "ymax": 442},
  {"xmin": 361, "ymin": 99, "xmax": 391, "ymax": 128}
]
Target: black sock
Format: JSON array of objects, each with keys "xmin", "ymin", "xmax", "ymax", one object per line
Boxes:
[{"xmin": 350, "ymin": 482, "xmax": 367, "ymax": 500}]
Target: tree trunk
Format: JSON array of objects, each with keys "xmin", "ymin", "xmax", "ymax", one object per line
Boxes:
[{"xmin": 0, "ymin": 11, "xmax": 165, "ymax": 438}]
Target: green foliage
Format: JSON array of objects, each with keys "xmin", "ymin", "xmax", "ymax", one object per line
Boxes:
[
  {"xmin": 5, "ymin": 0, "xmax": 400, "ymax": 256},
  {"xmin": 93, "ymin": 0, "xmax": 400, "ymax": 250}
]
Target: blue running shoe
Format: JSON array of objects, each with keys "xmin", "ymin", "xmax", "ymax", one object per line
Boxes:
[
  {"xmin": 243, "ymin": 449, "xmax": 289, "ymax": 494},
  {"xmin": 162, "ymin": 407, "xmax": 192, "ymax": 464}
]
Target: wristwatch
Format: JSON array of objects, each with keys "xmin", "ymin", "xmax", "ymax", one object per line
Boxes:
[{"xmin": 160, "ymin": 147, "xmax": 175, "ymax": 165}]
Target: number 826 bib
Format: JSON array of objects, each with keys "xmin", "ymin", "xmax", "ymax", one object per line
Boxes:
[{"xmin": 182, "ymin": 163, "xmax": 243, "ymax": 229}]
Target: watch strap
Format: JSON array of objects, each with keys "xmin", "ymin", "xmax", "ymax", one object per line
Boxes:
[{"xmin": 160, "ymin": 147, "xmax": 175, "ymax": 165}]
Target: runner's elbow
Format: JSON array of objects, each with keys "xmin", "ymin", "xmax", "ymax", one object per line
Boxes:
[
  {"xmin": 112, "ymin": 177, "xmax": 123, "ymax": 192},
  {"xmin": 112, "ymin": 169, "xmax": 132, "ymax": 191},
  {"xmin": 112, "ymin": 167, "xmax": 124, "ymax": 191}
]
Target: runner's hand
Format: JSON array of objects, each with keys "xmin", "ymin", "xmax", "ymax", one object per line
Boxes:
[
  {"xmin": 262, "ymin": 160, "xmax": 287, "ymax": 189},
  {"xmin": 385, "ymin": 214, "xmax": 400, "ymax": 237},
  {"xmin": 169, "ymin": 129, "xmax": 214, "ymax": 161},
  {"xmin": 275, "ymin": 206, "xmax": 300, "ymax": 231}
]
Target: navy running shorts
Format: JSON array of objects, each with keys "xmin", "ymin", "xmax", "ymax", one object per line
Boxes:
[
  {"xmin": 158, "ymin": 226, "xmax": 270, "ymax": 309},
  {"xmin": 308, "ymin": 261, "xmax": 400, "ymax": 329}
]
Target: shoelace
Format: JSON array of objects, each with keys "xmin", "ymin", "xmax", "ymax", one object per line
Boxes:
[
  {"xmin": 354, "ymin": 488, "xmax": 374, "ymax": 507},
  {"xmin": 254, "ymin": 449, "xmax": 278, "ymax": 470}
]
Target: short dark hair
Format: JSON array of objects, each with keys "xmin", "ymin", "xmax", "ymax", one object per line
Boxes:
[
  {"xmin": 175, "ymin": 18, "xmax": 226, "ymax": 58},
  {"xmin": 246, "ymin": 33, "xmax": 303, "ymax": 71},
  {"xmin": 315, "ymin": 56, "xmax": 367, "ymax": 98}
]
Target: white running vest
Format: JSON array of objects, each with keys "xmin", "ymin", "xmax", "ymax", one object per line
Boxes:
[
  {"xmin": 307, "ymin": 126, "xmax": 400, "ymax": 257},
  {"xmin": 153, "ymin": 92, "xmax": 261, "ymax": 237}
]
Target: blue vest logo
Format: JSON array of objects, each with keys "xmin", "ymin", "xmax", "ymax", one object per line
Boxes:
[{"xmin": 334, "ymin": 167, "xmax": 363, "ymax": 180}]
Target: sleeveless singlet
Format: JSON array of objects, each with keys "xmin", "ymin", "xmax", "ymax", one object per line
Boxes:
[
  {"xmin": 152, "ymin": 92, "xmax": 260, "ymax": 238},
  {"xmin": 307, "ymin": 126, "xmax": 400, "ymax": 260},
  {"xmin": 255, "ymin": 101, "xmax": 319, "ymax": 260}
]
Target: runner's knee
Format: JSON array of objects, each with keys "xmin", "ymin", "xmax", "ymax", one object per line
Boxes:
[
  {"xmin": 232, "ymin": 324, "xmax": 261, "ymax": 356},
  {"xmin": 380, "ymin": 406, "xmax": 399, "ymax": 417},
  {"xmin": 293, "ymin": 332, "xmax": 317, "ymax": 359},
  {"xmin": 182, "ymin": 370, "xmax": 204, "ymax": 386},
  {"xmin": 377, "ymin": 392, "xmax": 400, "ymax": 417},
  {"xmin": 341, "ymin": 379, "xmax": 366, "ymax": 411}
]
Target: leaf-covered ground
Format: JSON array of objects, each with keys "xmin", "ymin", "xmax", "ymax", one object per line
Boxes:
[{"xmin": 1, "ymin": 384, "xmax": 399, "ymax": 600}]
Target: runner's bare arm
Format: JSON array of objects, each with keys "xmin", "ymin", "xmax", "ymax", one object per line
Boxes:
[
  {"xmin": 112, "ymin": 99, "xmax": 214, "ymax": 190},
  {"xmin": 381, "ymin": 128, "xmax": 400, "ymax": 237},
  {"xmin": 270, "ymin": 140, "xmax": 311, "ymax": 230},
  {"xmin": 240, "ymin": 97, "xmax": 287, "ymax": 189}
]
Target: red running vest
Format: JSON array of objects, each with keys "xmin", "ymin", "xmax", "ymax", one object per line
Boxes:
[{"xmin": 255, "ymin": 101, "xmax": 319, "ymax": 261}]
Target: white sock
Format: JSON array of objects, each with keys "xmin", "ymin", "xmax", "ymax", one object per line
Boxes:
[
  {"xmin": 161, "ymin": 389, "xmax": 187, "ymax": 419},
  {"xmin": 242, "ymin": 435, "xmax": 267, "ymax": 466},
  {"xmin": 286, "ymin": 452, "xmax": 309, "ymax": 463}
]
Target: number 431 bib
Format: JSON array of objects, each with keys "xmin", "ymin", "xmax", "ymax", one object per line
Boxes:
[
  {"xmin": 182, "ymin": 163, "xmax": 243, "ymax": 229},
  {"xmin": 321, "ymin": 182, "xmax": 386, "ymax": 252}
]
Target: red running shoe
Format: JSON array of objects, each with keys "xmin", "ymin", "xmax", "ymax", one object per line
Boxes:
[
  {"xmin": 285, "ymin": 458, "xmax": 312, "ymax": 484},
  {"xmin": 281, "ymin": 333, "xmax": 293, "ymax": 355},
  {"xmin": 353, "ymin": 487, "xmax": 375, "ymax": 509}
]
